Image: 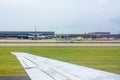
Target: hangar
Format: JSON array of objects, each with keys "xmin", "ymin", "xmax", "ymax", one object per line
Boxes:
[{"xmin": 0, "ymin": 31, "xmax": 55, "ymax": 39}]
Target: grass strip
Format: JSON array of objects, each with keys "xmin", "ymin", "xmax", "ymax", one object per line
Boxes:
[{"xmin": 0, "ymin": 47, "xmax": 120, "ymax": 76}]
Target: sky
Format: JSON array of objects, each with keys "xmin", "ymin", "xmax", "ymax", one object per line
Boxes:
[{"xmin": 0, "ymin": 0, "xmax": 120, "ymax": 34}]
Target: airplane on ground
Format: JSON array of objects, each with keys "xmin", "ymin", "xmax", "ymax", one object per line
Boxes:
[{"xmin": 11, "ymin": 52, "xmax": 120, "ymax": 80}]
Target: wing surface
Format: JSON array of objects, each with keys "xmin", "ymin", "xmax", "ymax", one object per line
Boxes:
[{"xmin": 11, "ymin": 52, "xmax": 120, "ymax": 80}]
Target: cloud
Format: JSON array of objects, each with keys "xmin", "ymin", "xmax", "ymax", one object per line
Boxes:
[
  {"xmin": 0, "ymin": 0, "xmax": 120, "ymax": 33},
  {"xmin": 98, "ymin": 0, "xmax": 107, "ymax": 4},
  {"xmin": 0, "ymin": 0, "xmax": 36, "ymax": 8},
  {"xmin": 97, "ymin": 0, "xmax": 107, "ymax": 6},
  {"xmin": 0, "ymin": 0, "xmax": 18, "ymax": 7}
]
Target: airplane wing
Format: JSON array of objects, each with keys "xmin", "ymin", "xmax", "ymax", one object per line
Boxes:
[{"xmin": 11, "ymin": 52, "xmax": 120, "ymax": 80}]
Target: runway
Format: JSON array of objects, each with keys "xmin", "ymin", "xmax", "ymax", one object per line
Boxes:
[
  {"xmin": 0, "ymin": 43, "xmax": 120, "ymax": 47},
  {"xmin": 12, "ymin": 52, "xmax": 120, "ymax": 80},
  {"xmin": 0, "ymin": 40, "xmax": 120, "ymax": 47}
]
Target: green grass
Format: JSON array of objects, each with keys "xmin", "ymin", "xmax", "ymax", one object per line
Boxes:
[{"xmin": 0, "ymin": 47, "xmax": 120, "ymax": 76}]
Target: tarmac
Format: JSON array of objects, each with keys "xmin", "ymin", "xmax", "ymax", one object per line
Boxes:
[
  {"xmin": 0, "ymin": 39, "xmax": 120, "ymax": 42},
  {"xmin": 0, "ymin": 43, "xmax": 120, "ymax": 47},
  {"xmin": 0, "ymin": 40, "xmax": 120, "ymax": 47},
  {"xmin": 0, "ymin": 76, "xmax": 31, "ymax": 80}
]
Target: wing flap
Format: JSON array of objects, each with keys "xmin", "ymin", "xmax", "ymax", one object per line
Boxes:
[{"xmin": 11, "ymin": 52, "xmax": 120, "ymax": 80}]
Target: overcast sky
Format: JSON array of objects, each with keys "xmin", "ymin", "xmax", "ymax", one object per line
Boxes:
[{"xmin": 0, "ymin": 0, "xmax": 120, "ymax": 34}]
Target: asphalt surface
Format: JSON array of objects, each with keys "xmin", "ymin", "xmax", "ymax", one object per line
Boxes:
[
  {"xmin": 0, "ymin": 76, "xmax": 31, "ymax": 80},
  {"xmin": 0, "ymin": 43, "xmax": 120, "ymax": 47},
  {"xmin": 0, "ymin": 40, "xmax": 120, "ymax": 47}
]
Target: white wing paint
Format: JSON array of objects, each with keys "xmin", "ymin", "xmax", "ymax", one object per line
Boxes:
[{"xmin": 11, "ymin": 52, "xmax": 120, "ymax": 80}]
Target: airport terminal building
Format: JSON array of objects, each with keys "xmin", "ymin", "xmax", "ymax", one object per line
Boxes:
[
  {"xmin": 56, "ymin": 32, "xmax": 120, "ymax": 40},
  {"xmin": 0, "ymin": 31, "xmax": 55, "ymax": 39},
  {"xmin": 0, "ymin": 31, "xmax": 120, "ymax": 40}
]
